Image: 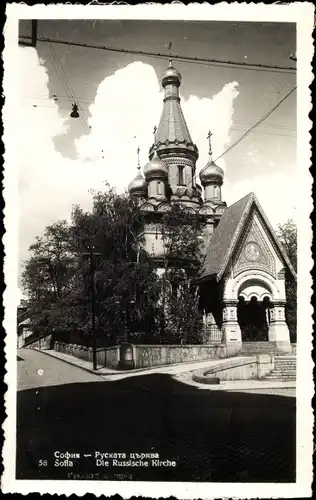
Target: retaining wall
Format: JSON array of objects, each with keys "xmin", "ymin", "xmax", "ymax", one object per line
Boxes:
[
  {"xmin": 25, "ymin": 334, "xmax": 52, "ymax": 350},
  {"xmin": 192, "ymin": 354, "xmax": 275, "ymax": 384},
  {"xmin": 132, "ymin": 343, "xmax": 239, "ymax": 369},
  {"xmin": 52, "ymin": 342, "xmax": 239, "ymax": 370},
  {"xmin": 54, "ymin": 342, "xmax": 120, "ymax": 369}
]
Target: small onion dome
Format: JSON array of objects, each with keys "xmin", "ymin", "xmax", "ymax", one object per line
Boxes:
[
  {"xmin": 199, "ymin": 160, "xmax": 224, "ymax": 185},
  {"xmin": 128, "ymin": 171, "xmax": 146, "ymax": 195},
  {"xmin": 162, "ymin": 61, "xmax": 182, "ymax": 88},
  {"xmin": 143, "ymin": 151, "xmax": 168, "ymax": 180}
]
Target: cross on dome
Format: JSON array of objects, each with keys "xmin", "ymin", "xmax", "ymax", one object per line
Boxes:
[
  {"xmin": 137, "ymin": 146, "xmax": 141, "ymax": 171},
  {"xmin": 207, "ymin": 130, "xmax": 213, "ymax": 157}
]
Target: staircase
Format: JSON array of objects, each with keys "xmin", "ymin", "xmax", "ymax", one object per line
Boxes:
[
  {"xmin": 237, "ymin": 342, "xmax": 279, "ymax": 356},
  {"xmin": 264, "ymin": 356, "xmax": 296, "ymax": 381}
]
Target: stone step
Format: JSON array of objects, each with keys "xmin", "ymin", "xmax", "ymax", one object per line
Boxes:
[
  {"xmin": 276, "ymin": 360, "xmax": 296, "ymax": 363},
  {"xmin": 265, "ymin": 370, "xmax": 296, "ymax": 380},
  {"xmin": 271, "ymin": 366, "xmax": 296, "ymax": 371},
  {"xmin": 273, "ymin": 366, "xmax": 296, "ymax": 370},
  {"xmin": 273, "ymin": 370, "xmax": 296, "ymax": 375}
]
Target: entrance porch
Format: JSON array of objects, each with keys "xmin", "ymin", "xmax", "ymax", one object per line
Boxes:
[{"xmin": 203, "ymin": 272, "xmax": 292, "ymax": 354}]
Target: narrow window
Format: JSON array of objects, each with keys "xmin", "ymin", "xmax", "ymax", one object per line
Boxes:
[
  {"xmin": 178, "ymin": 165, "xmax": 185, "ymax": 185},
  {"xmin": 157, "ymin": 181, "xmax": 162, "ymax": 195}
]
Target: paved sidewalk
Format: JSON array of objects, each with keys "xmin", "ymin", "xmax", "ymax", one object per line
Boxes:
[
  {"xmin": 36, "ymin": 348, "xmax": 244, "ymax": 380},
  {"xmin": 34, "ymin": 348, "xmax": 296, "ymax": 390}
]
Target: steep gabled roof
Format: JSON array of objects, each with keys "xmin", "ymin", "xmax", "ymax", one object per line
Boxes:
[{"xmin": 198, "ymin": 192, "xmax": 296, "ymax": 282}]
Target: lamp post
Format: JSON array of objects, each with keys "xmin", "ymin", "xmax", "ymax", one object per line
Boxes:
[
  {"xmin": 82, "ymin": 245, "xmax": 101, "ymax": 370},
  {"xmin": 118, "ymin": 297, "xmax": 135, "ymax": 370}
]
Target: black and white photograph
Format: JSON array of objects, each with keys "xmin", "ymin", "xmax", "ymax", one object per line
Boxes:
[{"xmin": 2, "ymin": 3, "xmax": 314, "ymax": 498}]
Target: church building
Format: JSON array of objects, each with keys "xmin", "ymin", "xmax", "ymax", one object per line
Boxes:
[{"xmin": 127, "ymin": 60, "xmax": 296, "ymax": 355}]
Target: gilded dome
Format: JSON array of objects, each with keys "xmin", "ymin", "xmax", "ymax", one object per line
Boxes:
[
  {"xmin": 199, "ymin": 160, "xmax": 224, "ymax": 185},
  {"xmin": 162, "ymin": 61, "xmax": 182, "ymax": 87},
  {"xmin": 128, "ymin": 170, "xmax": 146, "ymax": 195},
  {"xmin": 143, "ymin": 151, "xmax": 168, "ymax": 180}
]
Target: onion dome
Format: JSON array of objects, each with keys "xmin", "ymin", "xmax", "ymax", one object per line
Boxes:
[
  {"xmin": 143, "ymin": 150, "xmax": 168, "ymax": 180},
  {"xmin": 128, "ymin": 146, "xmax": 147, "ymax": 196},
  {"xmin": 200, "ymin": 130, "xmax": 224, "ymax": 185},
  {"xmin": 128, "ymin": 170, "xmax": 146, "ymax": 196},
  {"xmin": 199, "ymin": 161, "xmax": 224, "ymax": 185},
  {"xmin": 162, "ymin": 59, "xmax": 182, "ymax": 88}
]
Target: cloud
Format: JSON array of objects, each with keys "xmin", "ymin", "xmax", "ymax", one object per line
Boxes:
[
  {"xmin": 17, "ymin": 49, "xmax": 294, "ymax": 289},
  {"xmin": 224, "ymin": 172, "xmax": 297, "ymax": 225},
  {"xmin": 182, "ymin": 81, "xmax": 240, "ymax": 173},
  {"xmin": 18, "ymin": 47, "xmax": 105, "ymax": 267},
  {"xmin": 75, "ymin": 61, "xmax": 162, "ymax": 192}
]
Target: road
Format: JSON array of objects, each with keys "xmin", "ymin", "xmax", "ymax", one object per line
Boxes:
[
  {"xmin": 17, "ymin": 348, "xmax": 101, "ymax": 391},
  {"xmin": 16, "ymin": 348, "xmax": 296, "ymax": 482}
]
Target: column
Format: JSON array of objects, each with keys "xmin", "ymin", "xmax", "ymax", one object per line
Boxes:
[
  {"xmin": 268, "ymin": 301, "xmax": 291, "ymax": 353},
  {"xmin": 221, "ymin": 300, "xmax": 242, "ymax": 352}
]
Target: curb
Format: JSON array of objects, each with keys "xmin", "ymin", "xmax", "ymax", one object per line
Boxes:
[
  {"xmin": 33, "ymin": 349, "xmax": 296, "ymax": 391},
  {"xmin": 33, "ymin": 349, "xmax": 241, "ymax": 377},
  {"xmin": 33, "ymin": 348, "xmax": 106, "ymax": 377}
]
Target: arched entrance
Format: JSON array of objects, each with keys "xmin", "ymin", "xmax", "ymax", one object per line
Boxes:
[{"xmin": 237, "ymin": 279, "xmax": 273, "ymax": 342}]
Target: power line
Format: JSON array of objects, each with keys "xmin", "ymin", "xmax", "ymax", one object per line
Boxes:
[
  {"xmin": 48, "ymin": 43, "xmax": 90, "ymax": 133},
  {"xmin": 22, "ymin": 35, "xmax": 297, "ymax": 75},
  {"xmin": 193, "ymin": 85, "xmax": 297, "ymax": 186},
  {"xmin": 38, "ymin": 25, "xmax": 90, "ymax": 133},
  {"xmin": 230, "ymin": 128, "xmax": 296, "ymax": 138},
  {"xmin": 19, "ymin": 92, "xmax": 298, "ymax": 134},
  {"xmin": 23, "ymin": 102, "xmax": 297, "ymax": 138}
]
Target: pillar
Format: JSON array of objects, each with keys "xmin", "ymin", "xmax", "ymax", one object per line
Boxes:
[
  {"xmin": 268, "ymin": 301, "xmax": 292, "ymax": 353},
  {"xmin": 221, "ymin": 300, "xmax": 242, "ymax": 354}
]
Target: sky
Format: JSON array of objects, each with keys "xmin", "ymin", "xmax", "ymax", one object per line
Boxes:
[{"xmin": 17, "ymin": 19, "xmax": 297, "ymax": 289}]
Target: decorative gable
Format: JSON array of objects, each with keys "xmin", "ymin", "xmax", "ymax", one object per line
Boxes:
[{"xmin": 232, "ymin": 216, "xmax": 276, "ymax": 278}]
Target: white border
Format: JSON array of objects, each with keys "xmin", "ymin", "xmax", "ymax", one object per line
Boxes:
[{"xmin": 2, "ymin": 3, "xmax": 314, "ymax": 498}]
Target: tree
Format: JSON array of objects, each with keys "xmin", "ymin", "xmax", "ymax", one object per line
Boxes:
[
  {"xmin": 160, "ymin": 204, "xmax": 205, "ymax": 344},
  {"xmin": 276, "ymin": 219, "xmax": 297, "ymax": 342},
  {"xmin": 22, "ymin": 187, "xmax": 161, "ymax": 346}
]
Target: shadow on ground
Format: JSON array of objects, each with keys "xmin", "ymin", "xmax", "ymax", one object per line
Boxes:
[{"xmin": 16, "ymin": 373, "xmax": 296, "ymax": 482}]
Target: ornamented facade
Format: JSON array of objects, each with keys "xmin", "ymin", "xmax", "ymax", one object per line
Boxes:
[{"xmin": 127, "ymin": 60, "xmax": 296, "ymax": 354}]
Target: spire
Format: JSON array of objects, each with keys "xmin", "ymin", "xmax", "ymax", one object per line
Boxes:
[{"xmin": 150, "ymin": 59, "xmax": 198, "ymax": 161}]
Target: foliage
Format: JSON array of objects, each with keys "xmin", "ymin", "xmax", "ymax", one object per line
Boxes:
[
  {"xmin": 22, "ymin": 187, "xmax": 161, "ymax": 346},
  {"xmin": 160, "ymin": 204, "xmax": 205, "ymax": 344},
  {"xmin": 276, "ymin": 218, "xmax": 297, "ymax": 342}
]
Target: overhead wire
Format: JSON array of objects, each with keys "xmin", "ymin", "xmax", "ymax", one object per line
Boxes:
[
  {"xmin": 37, "ymin": 24, "xmax": 90, "ymax": 134},
  {"xmin": 192, "ymin": 85, "xmax": 297, "ymax": 187},
  {"xmin": 22, "ymin": 101, "xmax": 297, "ymax": 138},
  {"xmin": 49, "ymin": 43, "xmax": 90, "ymax": 133},
  {"xmin": 22, "ymin": 34, "xmax": 297, "ymax": 75},
  {"xmin": 22, "ymin": 29, "xmax": 296, "ymax": 171}
]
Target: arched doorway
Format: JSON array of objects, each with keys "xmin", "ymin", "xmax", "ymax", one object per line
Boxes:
[{"xmin": 237, "ymin": 279, "xmax": 273, "ymax": 342}]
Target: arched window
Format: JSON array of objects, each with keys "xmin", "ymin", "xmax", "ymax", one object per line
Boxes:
[
  {"xmin": 157, "ymin": 181, "xmax": 162, "ymax": 195},
  {"xmin": 178, "ymin": 165, "xmax": 185, "ymax": 185}
]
